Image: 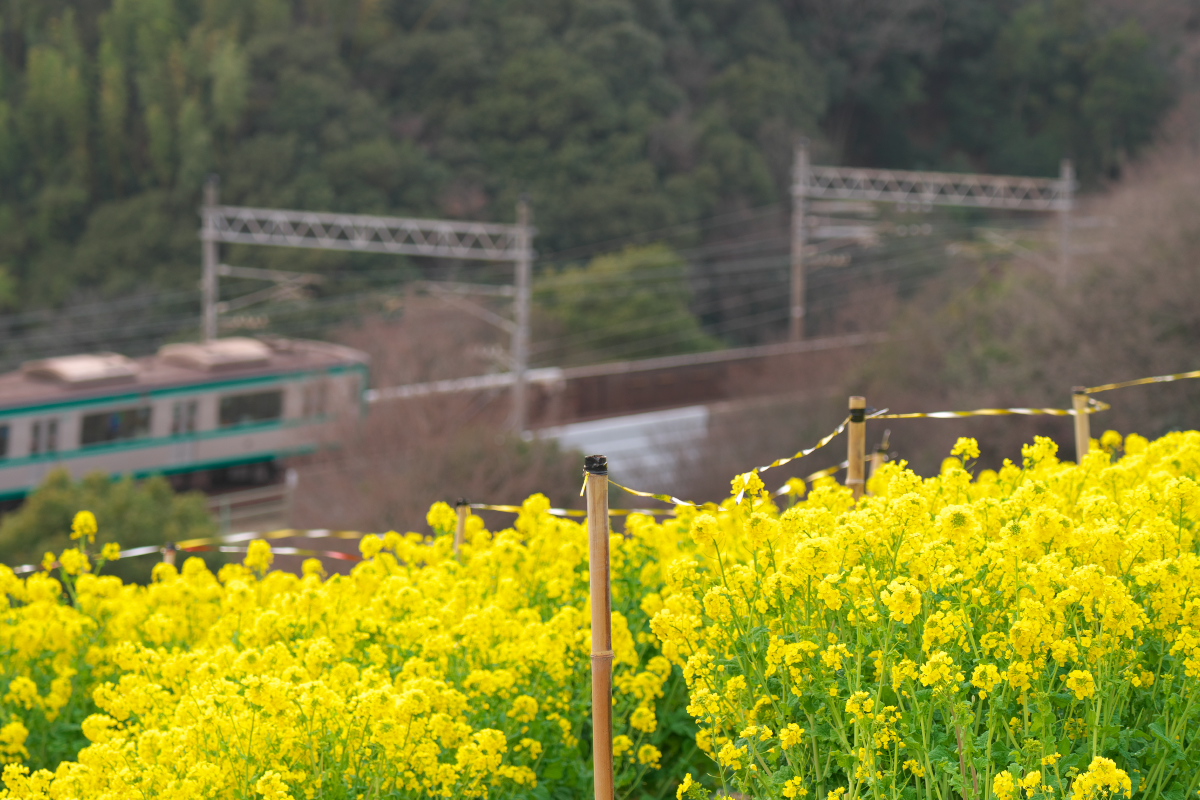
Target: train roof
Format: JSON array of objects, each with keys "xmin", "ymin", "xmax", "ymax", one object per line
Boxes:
[{"xmin": 0, "ymin": 337, "xmax": 368, "ymax": 411}]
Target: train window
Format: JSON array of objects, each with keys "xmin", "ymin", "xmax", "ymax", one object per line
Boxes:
[
  {"xmin": 219, "ymin": 390, "xmax": 283, "ymax": 427},
  {"xmin": 0, "ymin": 425, "xmax": 8, "ymax": 459},
  {"xmin": 30, "ymin": 419, "xmax": 58, "ymax": 455},
  {"xmin": 171, "ymin": 401, "xmax": 198, "ymax": 435},
  {"xmin": 81, "ymin": 407, "xmax": 151, "ymax": 447}
]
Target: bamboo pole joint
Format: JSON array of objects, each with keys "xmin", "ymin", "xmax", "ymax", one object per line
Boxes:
[
  {"xmin": 847, "ymin": 396, "xmax": 867, "ymax": 500},
  {"xmin": 454, "ymin": 498, "xmax": 469, "ymax": 555},
  {"xmin": 1072, "ymin": 387, "xmax": 1091, "ymax": 463}
]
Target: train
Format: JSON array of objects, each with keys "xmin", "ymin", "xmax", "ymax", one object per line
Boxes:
[{"xmin": 0, "ymin": 336, "xmax": 369, "ymax": 500}]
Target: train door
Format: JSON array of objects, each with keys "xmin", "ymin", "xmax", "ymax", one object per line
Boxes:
[
  {"xmin": 170, "ymin": 400, "xmax": 198, "ymax": 464},
  {"xmin": 29, "ymin": 417, "xmax": 59, "ymax": 484}
]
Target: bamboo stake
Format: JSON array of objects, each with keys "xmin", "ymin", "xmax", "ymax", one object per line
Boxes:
[
  {"xmin": 584, "ymin": 454, "xmax": 614, "ymax": 800},
  {"xmin": 454, "ymin": 498, "xmax": 469, "ymax": 555},
  {"xmin": 1072, "ymin": 387, "xmax": 1091, "ymax": 462},
  {"xmin": 847, "ymin": 396, "xmax": 867, "ymax": 500}
]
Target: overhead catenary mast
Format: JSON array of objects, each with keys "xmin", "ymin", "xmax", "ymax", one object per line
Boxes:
[{"xmin": 199, "ymin": 181, "xmax": 536, "ymax": 432}]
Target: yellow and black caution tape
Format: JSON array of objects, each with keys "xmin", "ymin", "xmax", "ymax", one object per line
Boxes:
[
  {"xmin": 469, "ymin": 503, "xmax": 672, "ymax": 518},
  {"xmin": 594, "ymin": 416, "xmax": 856, "ymax": 507},
  {"xmin": 175, "ymin": 528, "xmax": 370, "ymax": 550},
  {"xmin": 182, "ymin": 544, "xmax": 362, "ymax": 562},
  {"xmin": 753, "ymin": 416, "xmax": 851, "ymax": 474},
  {"xmin": 605, "ymin": 481, "xmax": 698, "ymax": 508},
  {"xmin": 870, "ymin": 398, "xmax": 1109, "ymax": 420},
  {"xmin": 1085, "ymin": 369, "xmax": 1200, "ymax": 395},
  {"xmin": 772, "ymin": 461, "xmax": 847, "ymax": 497}
]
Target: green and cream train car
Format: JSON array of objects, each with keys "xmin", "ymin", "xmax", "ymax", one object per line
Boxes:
[{"xmin": 0, "ymin": 337, "xmax": 369, "ymax": 501}]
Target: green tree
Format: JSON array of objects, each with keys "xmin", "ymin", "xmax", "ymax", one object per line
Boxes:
[
  {"xmin": 0, "ymin": 469, "xmax": 217, "ymax": 584},
  {"xmin": 536, "ymin": 243, "xmax": 718, "ymax": 365}
]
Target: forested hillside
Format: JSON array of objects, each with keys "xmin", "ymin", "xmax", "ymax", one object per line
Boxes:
[{"xmin": 0, "ymin": 0, "xmax": 1178, "ymax": 314}]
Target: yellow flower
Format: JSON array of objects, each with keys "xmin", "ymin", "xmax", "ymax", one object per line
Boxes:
[
  {"xmin": 1065, "ymin": 669, "xmax": 1096, "ymax": 701},
  {"xmin": 785, "ymin": 478, "xmax": 807, "ymax": 498},
  {"xmin": 1021, "ymin": 770, "xmax": 1043, "ymax": 797},
  {"xmin": 0, "ymin": 718, "xmax": 29, "ymax": 763},
  {"xmin": 100, "ymin": 542, "xmax": 121, "ymax": 561},
  {"xmin": 950, "ymin": 437, "xmax": 981, "ymax": 460},
  {"xmin": 254, "ymin": 770, "xmax": 295, "ymax": 800},
  {"xmin": 509, "ymin": 695, "xmax": 538, "ymax": 723},
  {"xmin": 70, "ymin": 510, "xmax": 98, "ymax": 543},
  {"xmin": 994, "ymin": 770, "xmax": 1018, "ymax": 800},
  {"xmin": 244, "ymin": 540, "xmax": 273, "ymax": 573},
  {"xmin": 918, "ymin": 651, "xmax": 962, "ymax": 689},
  {"xmin": 972, "ymin": 664, "xmax": 1003, "ymax": 697},
  {"xmin": 613, "ymin": 735, "xmax": 634, "ymax": 758},
  {"xmin": 784, "ymin": 776, "xmax": 809, "ymax": 797},
  {"xmin": 426, "ymin": 501, "xmax": 458, "ymax": 534},
  {"xmin": 41, "ymin": 552, "xmax": 56, "ymax": 572},
  {"xmin": 844, "ymin": 691, "xmax": 875, "ymax": 721},
  {"xmin": 731, "ymin": 470, "xmax": 765, "ymax": 499},
  {"xmin": 677, "ymin": 773, "xmax": 698, "ymax": 799},
  {"xmin": 58, "ymin": 548, "xmax": 89, "ymax": 577},
  {"xmin": 780, "ymin": 723, "xmax": 806, "ymax": 749},
  {"xmin": 1070, "ymin": 757, "xmax": 1131, "ymax": 800},
  {"xmin": 637, "ymin": 744, "xmax": 662, "ymax": 768},
  {"xmin": 359, "ymin": 534, "xmax": 383, "ymax": 560},
  {"xmin": 630, "ymin": 705, "xmax": 657, "ymax": 733},
  {"xmin": 880, "ymin": 578, "xmax": 922, "ymax": 624}
]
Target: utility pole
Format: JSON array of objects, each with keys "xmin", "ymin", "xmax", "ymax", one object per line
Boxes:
[
  {"xmin": 510, "ymin": 196, "xmax": 533, "ymax": 433},
  {"xmin": 1058, "ymin": 158, "xmax": 1074, "ymax": 281},
  {"xmin": 201, "ymin": 175, "xmax": 220, "ymax": 342},
  {"xmin": 789, "ymin": 142, "xmax": 809, "ymax": 342}
]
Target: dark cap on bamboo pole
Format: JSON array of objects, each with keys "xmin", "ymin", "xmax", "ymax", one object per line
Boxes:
[
  {"xmin": 584, "ymin": 455, "xmax": 614, "ymax": 800},
  {"xmin": 1072, "ymin": 387, "xmax": 1091, "ymax": 463},
  {"xmin": 847, "ymin": 396, "xmax": 867, "ymax": 500},
  {"xmin": 162, "ymin": 542, "xmax": 178, "ymax": 567}
]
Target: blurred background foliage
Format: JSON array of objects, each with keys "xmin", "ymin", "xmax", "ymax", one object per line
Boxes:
[
  {"xmin": 0, "ymin": 0, "xmax": 1177, "ymax": 313},
  {"xmin": 0, "ymin": 469, "xmax": 217, "ymax": 583}
]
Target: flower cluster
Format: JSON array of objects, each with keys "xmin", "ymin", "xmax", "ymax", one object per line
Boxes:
[
  {"xmin": 0, "ymin": 494, "xmax": 691, "ymax": 799},
  {"xmin": 4, "ymin": 428, "xmax": 1200, "ymax": 800},
  {"xmin": 657, "ymin": 432, "xmax": 1199, "ymax": 800}
]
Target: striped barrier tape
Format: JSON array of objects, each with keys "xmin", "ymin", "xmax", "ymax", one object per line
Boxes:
[
  {"xmin": 9, "ymin": 531, "xmax": 371, "ymax": 574},
  {"xmin": 869, "ymin": 398, "xmax": 1110, "ymax": 420},
  {"xmin": 1085, "ymin": 369, "xmax": 1200, "ymax": 395},
  {"xmin": 182, "ymin": 544, "xmax": 361, "ymax": 562},
  {"xmin": 468, "ymin": 503, "xmax": 672, "ymax": 518},
  {"xmin": 753, "ymin": 416, "xmax": 851, "ymax": 474},
  {"xmin": 174, "ymin": 528, "xmax": 370, "ymax": 549},
  {"xmin": 602, "ymin": 416, "xmax": 857, "ymax": 508},
  {"xmin": 772, "ymin": 461, "xmax": 846, "ymax": 497}
]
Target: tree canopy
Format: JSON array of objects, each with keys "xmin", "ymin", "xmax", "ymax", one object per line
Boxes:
[{"xmin": 0, "ymin": 0, "xmax": 1175, "ymax": 315}]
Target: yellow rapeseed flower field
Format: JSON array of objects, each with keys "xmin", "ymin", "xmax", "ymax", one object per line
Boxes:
[{"xmin": 2, "ymin": 430, "xmax": 1200, "ymax": 799}]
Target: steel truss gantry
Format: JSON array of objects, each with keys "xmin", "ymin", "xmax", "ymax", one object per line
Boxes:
[
  {"xmin": 200, "ymin": 177, "xmax": 536, "ymax": 431},
  {"xmin": 789, "ymin": 143, "xmax": 1076, "ymax": 340}
]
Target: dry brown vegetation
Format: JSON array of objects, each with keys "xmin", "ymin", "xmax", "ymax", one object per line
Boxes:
[
  {"xmin": 288, "ymin": 300, "xmax": 582, "ymax": 535},
  {"xmin": 291, "ymin": 133, "xmax": 1200, "ymax": 519}
]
